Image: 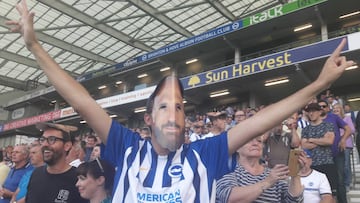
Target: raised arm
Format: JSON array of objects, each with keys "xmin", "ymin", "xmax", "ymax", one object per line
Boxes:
[
  {"xmin": 227, "ymin": 39, "xmax": 354, "ymax": 154},
  {"xmin": 287, "ymin": 118, "xmax": 301, "ymax": 148},
  {"xmin": 7, "ymin": 0, "xmax": 111, "ymax": 143}
]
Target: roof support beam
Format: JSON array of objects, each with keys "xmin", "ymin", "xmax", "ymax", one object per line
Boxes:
[
  {"xmin": 157, "ymin": 2, "xmax": 207, "ymax": 14},
  {"xmin": 0, "ymin": 75, "xmax": 29, "ymax": 91},
  {"xmin": 0, "ymin": 16, "xmax": 115, "ymax": 66},
  {"xmin": 37, "ymin": 0, "xmax": 153, "ymax": 52},
  {"xmin": 0, "ymin": 50, "xmax": 40, "ymax": 68},
  {"xmin": 207, "ymin": 0, "xmax": 236, "ymax": 21},
  {"xmin": 128, "ymin": 0, "xmax": 193, "ymax": 38},
  {"xmin": 0, "ymin": 50, "xmax": 77, "ymax": 75},
  {"xmin": 239, "ymin": 0, "xmax": 279, "ymax": 18}
]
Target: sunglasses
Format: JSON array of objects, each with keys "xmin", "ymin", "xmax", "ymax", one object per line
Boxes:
[
  {"xmin": 235, "ymin": 114, "xmax": 246, "ymax": 117},
  {"xmin": 320, "ymin": 105, "xmax": 327, "ymax": 108}
]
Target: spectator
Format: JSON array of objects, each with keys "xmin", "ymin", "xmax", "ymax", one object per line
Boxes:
[
  {"xmin": 344, "ymin": 104, "xmax": 357, "ymax": 125},
  {"xmin": 225, "ymin": 107, "xmax": 235, "ymax": 131},
  {"xmin": 0, "ymin": 145, "xmax": 32, "ymax": 203},
  {"xmin": 299, "ymin": 149, "xmax": 334, "ymax": 203},
  {"xmin": 85, "ymin": 135, "xmax": 97, "ymax": 162},
  {"xmin": 8, "ymin": 2, "xmax": 353, "ymax": 201},
  {"xmin": 333, "ymin": 103, "xmax": 356, "ymax": 191},
  {"xmin": 301, "ymin": 103, "xmax": 337, "ymax": 199},
  {"xmin": 264, "ymin": 116, "xmax": 300, "ymax": 168},
  {"xmin": 202, "ymin": 111, "xmax": 227, "ymax": 139},
  {"xmin": 336, "ymin": 96, "xmax": 344, "ymax": 107},
  {"xmin": 225, "ymin": 114, "xmax": 234, "ymax": 131},
  {"xmin": 297, "ymin": 109, "xmax": 310, "ymax": 129},
  {"xmin": 326, "ymin": 95, "xmax": 338, "ymax": 111},
  {"xmin": 10, "ymin": 142, "xmax": 44, "ymax": 203},
  {"xmin": 25, "ymin": 123, "xmax": 87, "ymax": 203},
  {"xmin": 356, "ymin": 112, "xmax": 360, "ymax": 158},
  {"xmin": 189, "ymin": 121, "xmax": 204, "ymax": 142},
  {"xmin": 216, "ymin": 136, "xmax": 303, "ymax": 202},
  {"xmin": 139, "ymin": 127, "xmax": 151, "ymax": 139},
  {"xmin": 234, "ymin": 109, "xmax": 246, "ymax": 124},
  {"xmin": 0, "ymin": 151, "xmax": 10, "ymax": 186},
  {"xmin": 4, "ymin": 146, "xmax": 13, "ymax": 167},
  {"xmin": 247, "ymin": 108, "xmax": 257, "ymax": 118},
  {"xmin": 319, "ymin": 99, "xmax": 351, "ymax": 203},
  {"xmin": 90, "ymin": 144, "xmax": 101, "ymax": 161},
  {"xmin": 76, "ymin": 158, "xmax": 115, "ymax": 203},
  {"xmin": 67, "ymin": 140, "xmax": 86, "ymax": 167}
]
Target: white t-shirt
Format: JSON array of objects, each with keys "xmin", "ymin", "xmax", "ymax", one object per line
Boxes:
[
  {"xmin": 300, "ymin": 169, "xmax": 332, "ymax": 203},
  {"xmin": 201, "ymin": 132, "xmax": 214, "ymax": 139},
  {"xmin": 189, "ymin": 133, "xmax": 200, "ymax": 142}
]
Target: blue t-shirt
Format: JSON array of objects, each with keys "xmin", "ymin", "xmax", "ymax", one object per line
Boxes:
[
  {"xmin": 0, "ymin": 163, "xmax": 33, "ymax": 203},
  {"xmin": 102, "ymin": 120, "xmax": 235, "ymax": 203},
  {"xmin": 16, "ymin": 164, "xmax": 46, "ymax": 201},
  {"xmin": 16, "ymin": 169, "xmax": 33, "ymax": 200}
]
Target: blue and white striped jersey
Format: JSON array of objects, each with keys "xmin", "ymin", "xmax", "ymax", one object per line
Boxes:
[{"xmin": 103, "ymin": 120, "xmax": 234, "ymax": 203}]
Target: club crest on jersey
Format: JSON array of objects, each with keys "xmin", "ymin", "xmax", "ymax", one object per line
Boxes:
[{"xmin": 168, "ymin": 163, "xmax": 183, "ymax": 178}]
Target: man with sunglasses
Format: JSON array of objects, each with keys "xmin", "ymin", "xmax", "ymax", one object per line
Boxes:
[
  {"xmin": 318, "ymin": 99, "xmax": 351, "ymax": 203},
  {"xmin": 301, "ymin": 103, "xmax": 337, "ymax": 202},
  {"xmin": 8, "ymin": 0, "xmax": 355, "ymax": 202},
  {"xmin": 25, "ymin": 123, "xmax": 87, "ymax": 203}
]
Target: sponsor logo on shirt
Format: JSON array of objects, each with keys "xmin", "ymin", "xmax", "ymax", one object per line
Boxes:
[
  {"xmin": 55, "ymin": 189, "xmax": 69, "ymax": 202},
  {"xmin": 137, "ymin": 189, "xmax": 182, "ymax": 202},
  {"xmin": 168, "ymin": 164, "xmax": 183, "ymax": 178}
]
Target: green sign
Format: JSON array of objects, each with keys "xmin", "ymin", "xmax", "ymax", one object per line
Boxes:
[{"xmin": 243, "ymin": 0, "xmax": 327, "ymax": 26}]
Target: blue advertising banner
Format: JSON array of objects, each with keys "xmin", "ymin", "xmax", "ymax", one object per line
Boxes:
[
  {"xmin": 77, "ymin": 21, "xmax": 243, "ymax": 82},
  {"xmin": 180, "ymin": 37, "xmax": 346, "ymax": 90}
]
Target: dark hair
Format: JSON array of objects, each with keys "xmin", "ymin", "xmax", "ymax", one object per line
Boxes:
[
  {"xmin": 80, "ymin": 141, "xmax": 87, "ymax": 152},
  {"xmin": 318, "ymin": 99, "xmax": 329, "ymax": 106},
  {"xmin": 87, "ymin": 135, "xmax": 98, "ymax": 142},
  {"xmin": 0, "ymin": 151, "xmax": 3, "ymax": 162},
  {"xmin": 146, "ymin": 76, "xmax": 184, "ymax": 114},
  {"xmin": 77, "ymin": 159, "xmax": 115, "ymax": 193},
  {"xmin": 63, "ymin": 132, "xmax": 74, "ymax": 143}
]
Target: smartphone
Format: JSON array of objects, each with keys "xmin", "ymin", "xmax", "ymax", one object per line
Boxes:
[{"xmin": 288, "ymin": 149, "xmax": 301, "ymax": 177}]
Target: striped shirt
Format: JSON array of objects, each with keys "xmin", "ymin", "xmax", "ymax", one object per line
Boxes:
[
  {"xmin": 216, "ymin": 164, "xmax": 303, "ymax": 203},
  {"xmin": 297, "ymin": 118, "xmax": 309, "ymax": 129},
  {"xmin": 103, "ymin": 120, "xmax": 235, "ymax": 203}
]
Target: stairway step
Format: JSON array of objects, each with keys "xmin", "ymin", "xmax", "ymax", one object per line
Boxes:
[{"xmin": 350, "ymin": 197, "xmax": 360, "ymax": 203}]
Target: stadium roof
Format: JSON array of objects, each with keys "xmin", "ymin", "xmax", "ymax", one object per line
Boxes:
[{"xmin": 0, "ymin": 0, "xmax": 280, "ymax": 95}]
